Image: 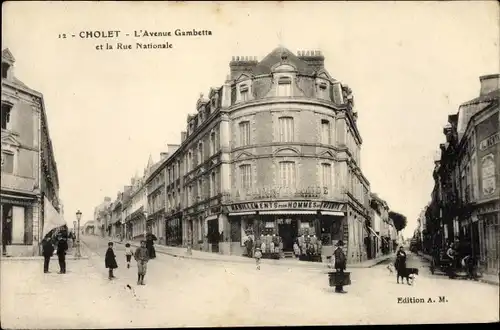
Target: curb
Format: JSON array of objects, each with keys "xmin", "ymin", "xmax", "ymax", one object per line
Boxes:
[{"xmin": 108, "ymin": 239, "xmax": 391, "ymax": 270}]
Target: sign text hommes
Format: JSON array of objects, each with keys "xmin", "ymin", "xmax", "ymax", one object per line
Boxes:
[{"xmin": 227, "ymin": 200, "xmax": 345, "ymax": 212}]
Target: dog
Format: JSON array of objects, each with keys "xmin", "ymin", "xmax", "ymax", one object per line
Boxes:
[
  {"xmin": 387, "ymin": 263, "xmax": 396, "ymax": 275},
  {"xmin": 398, "ymin": 267, "xmax": 419, "ymax": 285}
]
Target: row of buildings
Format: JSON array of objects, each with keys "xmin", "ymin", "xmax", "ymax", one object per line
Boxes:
[
  {"xmin": 413, "ymin": 74, "xmax": 499, "ymax": 275},
  {"xmin": 1, "ymin": 49, "xmax": 62, "ymax": 257},
  {"xmin": 93, "ymin": 47, "xmax": 403, "ymax": 263}
]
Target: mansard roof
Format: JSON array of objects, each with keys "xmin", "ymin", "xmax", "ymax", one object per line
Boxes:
[{"xmin": 252, "ymin": 47, "xmax": 315, "ymax": 76}]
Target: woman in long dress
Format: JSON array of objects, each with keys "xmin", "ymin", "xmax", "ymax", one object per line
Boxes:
[{"xmin": 394, "ymin": 246, "xmax": 407, "ymax": 284}]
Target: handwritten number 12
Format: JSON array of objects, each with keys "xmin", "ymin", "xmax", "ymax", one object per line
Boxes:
[{"xmin": 59, "ymin": 33, "xmax": 67, "ymax": 39}]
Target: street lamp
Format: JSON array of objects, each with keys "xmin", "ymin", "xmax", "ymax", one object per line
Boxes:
[
  {"xmin": 75, "ymin": 210, "xmax": 82, "ymax": 258},
  {"xmin": 143, "ymin": 211, "xmax": 148, "ymax": 238}
]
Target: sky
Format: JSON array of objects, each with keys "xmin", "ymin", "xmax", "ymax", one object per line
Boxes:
[{"xmin": 2, "ymin": 1, "xmax": 499, "ymax": 238}]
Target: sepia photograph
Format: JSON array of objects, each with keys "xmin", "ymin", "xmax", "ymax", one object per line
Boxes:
[{"xmin": 1, "ymin": 1, "xmax": 499, "ymax": 328}]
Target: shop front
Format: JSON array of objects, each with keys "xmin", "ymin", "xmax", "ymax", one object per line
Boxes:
[
  {"xmin": 226, "ymin": 200, "xmax": 346, "ymax": 260},
  {"xmin": 477, "ymin": 200, "xmax": 500, "ymax": 275},
  {"xmin": 1, "ymin": 193, "xmax": 37, "ymax": 256}
]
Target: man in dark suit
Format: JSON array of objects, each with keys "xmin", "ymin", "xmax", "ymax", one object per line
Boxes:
[
  {"xmin": 56, "ymin": 236, "xmax": 68, "ymax": 274},
  {"xmin": 42, "ymin": 238, "xmax": 55, "ymax": 273},
  {"xmin": 334, "ymin": 240, "xmax": 347, "ymax": 293}
]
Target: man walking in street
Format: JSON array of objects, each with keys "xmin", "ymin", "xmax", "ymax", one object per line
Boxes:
[
  {"xmin": 42, "ymin": 237, "xmax": 54, "ymax": 273},
  {"xmin": 334, "ymin": 240, "xmax": 347, "ymax": 294},
  {"xmin": 56, "ymin": 235, "xmax": 68, "ymax": 274}
]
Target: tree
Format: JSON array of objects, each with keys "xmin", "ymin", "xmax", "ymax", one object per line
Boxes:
[{"xmin": 389, "ymin": 211, "xmax": 407, "ymax": 232}]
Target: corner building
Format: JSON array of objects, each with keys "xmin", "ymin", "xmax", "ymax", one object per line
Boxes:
[{"xmin": 165, "ymin": 47, "xmax": 371, "ymax": 264}]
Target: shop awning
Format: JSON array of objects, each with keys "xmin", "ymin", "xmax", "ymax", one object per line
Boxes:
[
  {"xmin": 205, "ymin": 215, "xmax": 218, "ymax": 221},
  {"xmin": 320, "ymin": 211, "xmax": 345, "ymax": 216},
  {"xmin": 259, "ymin": 210, "xmax": 317, "ymax": 215},
  {"xmin": 228, "ymin": 211, "xmax": 257, "ymax": 216},
  {"xmin": 367, "ymin": 226, "xmax": 381, "ymax": 239}
]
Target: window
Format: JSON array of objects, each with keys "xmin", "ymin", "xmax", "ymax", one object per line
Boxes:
[
  {"xmin": 321, "ymin": 119, "xmax": 331, "ymax": 144},
  {"xmin": 277, "ymin": 77, "xmax": 292, "ymax": 97},
  {"xmin": 210, "ymin": 172, "xmax": 216, "ymax": 197},
  {"xmin": 1, "ymin": 152, "xmax": 14, "ymax": 173},
  {"xmin": 322, "ymin": 163, "xmax": 332, "ymax": 188},
  {"xmin": 1, "ymin": 63, "xmax": 10, "ymax": 79},
  {"xmin": 177, "ymin": 160, "xmax": 181, "ymax": 177},
  {"xmin": 279, "ymin": 161, "xmax": 296, "ymax": 187},
  {"xmin": 239, "ymin": 121, "xmax": 251, "ymax": 146},
  {"xmin": 279, "ymin": 117, "xmax": 294, "ymax": 142},
  {"xmin": 188, "ymin": 151, "xmax": 193, "ymax": 171},
  {"xmin": 210, "ymin": 132, "xmax": 216, "ymax": 155},
  {"xmin": 318, "ymin": 82, "xmax": 327, "ymax": 98},
  {"xmin": 188, "ymin": 185, "xmax": 193, "ymax": 204},
  {"xmin": 239, "ymin": 164, "xmax": 252, "ymax": 189},
  {"xmin": 239, "ymin": 84, "xmax": 249, "ymax": 102},
  {"xmin": 198, "ymin": 143, "xmax": 203, "ymax": 164},
  {"xmin": 1, "ymin": 103, "xmax": 12, "ymax": 130},
  {"xmin": 198, "ymin": 178, "xmax": 203, "ymax": 200}
]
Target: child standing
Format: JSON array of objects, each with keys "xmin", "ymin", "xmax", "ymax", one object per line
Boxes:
[
  {"xmin": 134, "ymin": 240, "xmax": 150, "ymax": 285},
  {"xmin": 254, "ymin": 247, "xmax": 262, "ymax": 270},
  {"xmin": 105, "ymin": 242, "xmax": 118, "ymax": 280},
  {"xmin": 125, "ymin": 243, "xmax": 133, "ymax": 268}
]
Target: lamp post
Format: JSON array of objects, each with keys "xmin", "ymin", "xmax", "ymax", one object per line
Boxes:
[{"xmin": 75, "ymin": 210, "xmax": 82, "ymax": 258}]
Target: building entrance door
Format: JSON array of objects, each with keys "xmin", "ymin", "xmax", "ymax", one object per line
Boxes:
[{"xmin": 278, "ymin": 220, "xmax": 298, "ymax": 251}]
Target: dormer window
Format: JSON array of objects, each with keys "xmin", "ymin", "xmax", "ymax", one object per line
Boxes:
[
  {"xmin": 1, "ymin": 102, "xmax": 13, "ymax": 130},
  {"xmin": 1, "ymin": 62, "xmax": 10, "ymax": 79},
  {"xmin": 277, "ymin": 77, "xmax": 292, "ymax": 97},
  {"xmin": 239, "ymin": 84, "xmax": 249, "ymax": 102}
]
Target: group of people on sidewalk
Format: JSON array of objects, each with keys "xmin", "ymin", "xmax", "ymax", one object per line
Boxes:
[
  {"xmin": 105, "ymin": 232, "xmax": 157, "ymax": 285},
  {"xmin": 41, "ymin": 230, "xmax": 73, "ymax": 274}
]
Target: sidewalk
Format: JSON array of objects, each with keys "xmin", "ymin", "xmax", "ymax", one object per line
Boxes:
[
  {"xmin": 106, "ymin": 236, "xmax": 392, "ymax": 270},
  {"xmin": 1, "ymin": 247, "xmax": 89, "ymax": 261},
  {"xmin": 419, "ymin": 252, "xmax": 499, "ymax": 286}
]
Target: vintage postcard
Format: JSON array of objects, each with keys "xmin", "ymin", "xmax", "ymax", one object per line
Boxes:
[{"xmin": 1, "ymin": 1, "xmax": 499, "ymax": 328}]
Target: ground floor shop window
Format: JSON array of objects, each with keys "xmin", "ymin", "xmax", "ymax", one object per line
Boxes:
[{"xmin": 2, "ymin": 204, "xmax": 33, "ymax": 246}]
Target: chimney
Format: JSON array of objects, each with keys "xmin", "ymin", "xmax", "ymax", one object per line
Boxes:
[
  {"xmin": 160, "ymin": 152, "xmax": 169, "ymax": 160},
  {"xmin": 297, "ymin": 49, "xmax": 325, "ymax": 71},
  {"xmin": 167, "ymin": 144, "xmax": 180, "ymax": 155},
  {"xmin": 104, "ymin": 196, "xmax": 111, "ymax": 202},
  {"xmin": 479, "ymin": 74, "xmax": 500, "ymax": 96},
  {"xmin": 229, "ymin": 55, "xmax": 258, "ymax": 80},
  {"xmin": 181, "ymin": 131, "xmax": 187, "ymax": 142}
]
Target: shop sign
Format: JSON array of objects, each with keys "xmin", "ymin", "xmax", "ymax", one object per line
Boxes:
[
  {"xmin": 234, "ymin": 185, "xmax": 328, "ymax": 200},
  {"xmin": 477, "ymin": 201, "xmax": 500, "ymax": 215},
  {"xmin": 226, "ymin": 200, "xmax": 345, "ymax": 213},
  {"xmin": 0, "ymin": 196, "xmax": 36, "ymax": 207},
  {"xmin": 479, "ymin": 132, "xmax": 499, "ymax": 151},
  {"xmin": 481, "ymin": 154, "xmax": 496, "ymax": 197}
]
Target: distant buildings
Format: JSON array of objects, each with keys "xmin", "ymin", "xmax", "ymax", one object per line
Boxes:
[
  {"xmin": 424, "ymin": 74, "xmax": 499, "ymax": 275},
  {"xmin": 1, "ymin": 48, "xmax": 61, "ymax": 256},
  {"xmin": 368, "ymin": 193, "xmax": 400, "ymax": 258}
]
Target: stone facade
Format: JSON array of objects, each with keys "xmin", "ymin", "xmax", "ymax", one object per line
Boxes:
[
  {"xmin": 152, "ymin": 47, "xmax": 373, "ymax": 264},
  {"xmin": 1, "ymin": 48, "xmax": 60, "ymax": 256}
]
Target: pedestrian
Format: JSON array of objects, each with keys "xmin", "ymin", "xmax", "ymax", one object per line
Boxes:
[
  {"xmin": 145, "ymin": 230, "xmax": 157, "ymax": 259},
  {"xmin": 293, "ymin": 240, "xmax": 300, "ymax": 259},
  {"xmin": 42, "ymin": 237, "xmax": 54, "ymax": 273},
  {"xmin": 254, "ymin": 247, "xmax": 262, "ymax": 270},
  {"xmin": 134, "ymin": 240, "xmax": 149, "ymax": 285},
  {"xmin": 105, "ymin": 242, "xmax": 118, "ymax": 280},
  {"xmin": 333, "ymin": 240, "xmax": 347, "ymax": 293},
  {"xmin": 395, "ymin": 245, "xmax": 407, "ymax": 284},
  {"xmin": 125, "ymin": 243, "xmax": 133, "ymax": 268},
  {"xmin": 56, "ymin": 235, "xmax": 68, "ymax": 274}
]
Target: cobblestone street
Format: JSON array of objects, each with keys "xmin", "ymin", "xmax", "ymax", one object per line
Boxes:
[{"xmin": 1, "ymin": 235, "xmax": 497, "ymax": 328}]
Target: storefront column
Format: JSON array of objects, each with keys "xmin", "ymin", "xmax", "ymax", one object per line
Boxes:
[{"xmin": 218, "ymin": 214, "xmax": 230, "ymax": 255}]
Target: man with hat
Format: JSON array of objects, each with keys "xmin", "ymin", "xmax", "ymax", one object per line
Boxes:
[{"xmin": 333, "ymin": 240, "xmax": 347, "ymax": 293}]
